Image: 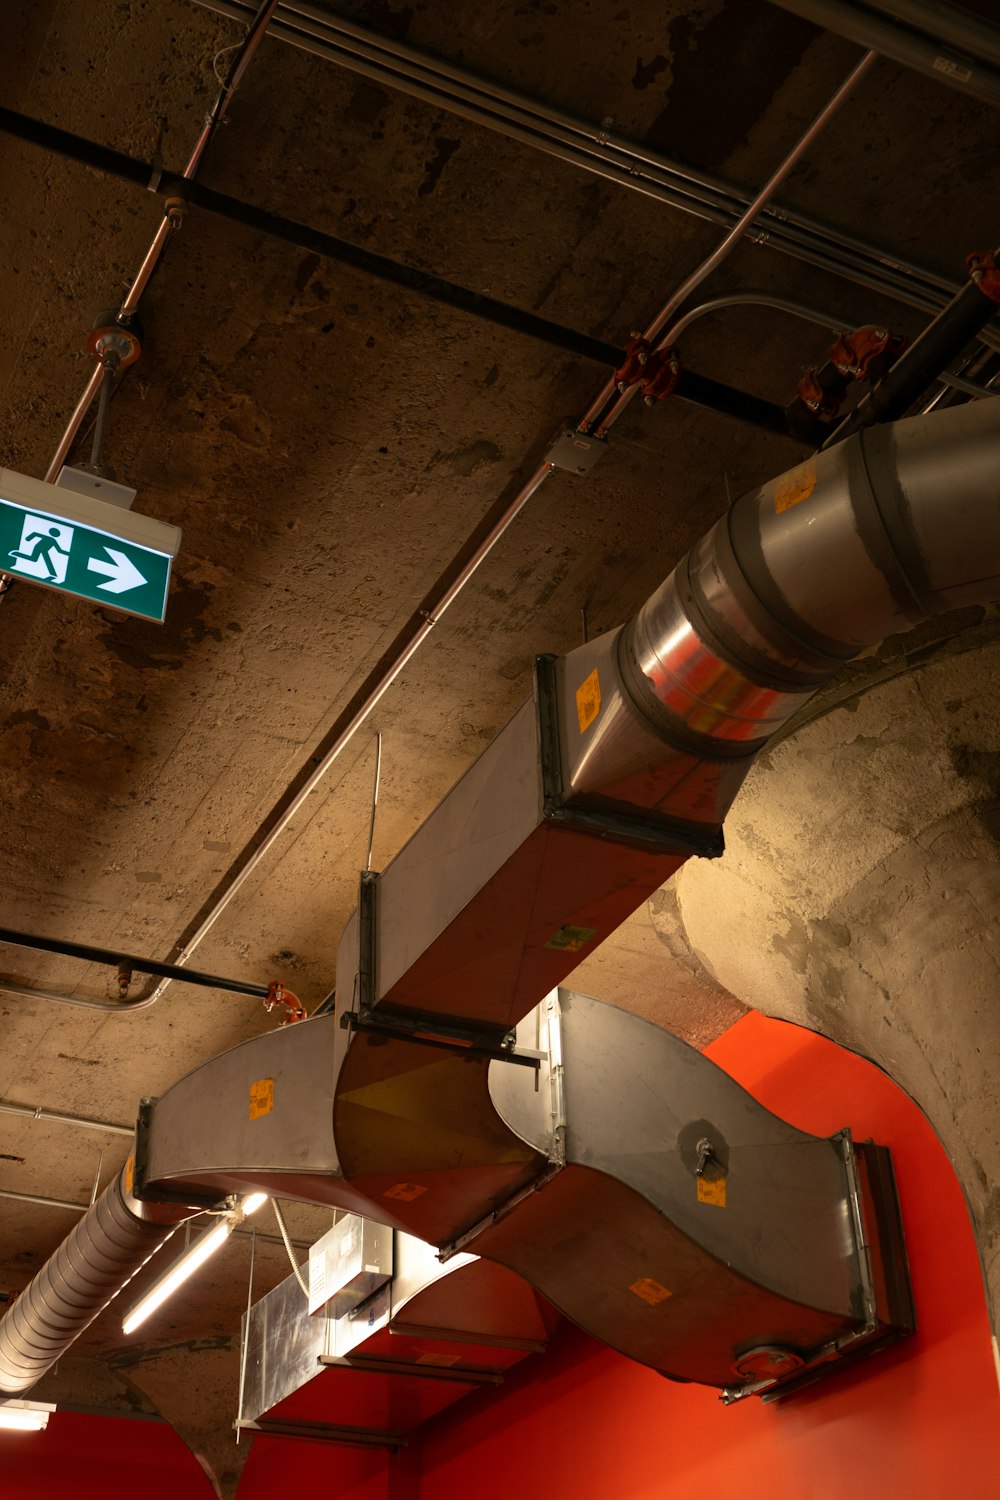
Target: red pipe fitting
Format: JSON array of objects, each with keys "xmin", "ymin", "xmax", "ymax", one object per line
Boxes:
[
  {"xmin": 641, "ymin": 347, "xmax": 681, "ymax": 406},
  {"xmin": 968, "ymin": 250, "xmax": 1000, "ymax": 304},
  {"xmin": 264, "ymin": 980, "xmax": 307, "ymax": 1025},
  {"xmin": 614, "ymin": 334, "xmax": 653, "ymax": 392}
]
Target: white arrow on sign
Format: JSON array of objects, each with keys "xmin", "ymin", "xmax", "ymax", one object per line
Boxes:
[{"xmin": 87, "ymin": 546, "xmax": 147, "ymax": 595}]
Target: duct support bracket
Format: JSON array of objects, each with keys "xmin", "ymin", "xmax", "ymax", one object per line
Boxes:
[
  {"xmin": 234, "ymin": 1418, "xmax": 405, "ymax": 1451},
  {"xmin": 535, "ymin": 654, "xmax": 726, "ymax": 859},
  {"xmin": 318, "ymin": 1354, "xmax": 504, "ymax": 1387},
  {"xmin": 341, "ymin": 870, "xmax": 541, "ymax": 1067},
  {"xmin": 132, "ymin": 1098, "xmax": 231, "ymax": 1210}
]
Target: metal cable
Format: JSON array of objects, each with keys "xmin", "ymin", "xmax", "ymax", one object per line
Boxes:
[{"xmin": 271, "ymin": 1199, "xmax": 310, "ymax": 1297}]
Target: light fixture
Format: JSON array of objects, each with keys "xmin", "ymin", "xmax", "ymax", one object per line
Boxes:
[
  {"xmin": 242, "ymin": 1192, "xmax": 268, "ymax": 1216},
  {"xmin": 122, "ymin": 1219, "xmax": 234, "ymax": 1335},
  {"xmin": 0, "ymin": 1400, "xmax": 55, "ymax": 1433}
]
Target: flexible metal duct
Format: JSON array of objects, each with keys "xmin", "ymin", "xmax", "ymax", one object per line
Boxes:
[
  {"xmin": 3, "ymin": 398, "xmax": 998, "ymax": 1395},
  {"xmin": 0, "ymin": 1165, "xmax": 192, "ymax": 1395}
]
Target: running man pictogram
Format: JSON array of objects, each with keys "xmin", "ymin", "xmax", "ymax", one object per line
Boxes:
[{"xmin": 8, "ymin": 514, "xmax": 74, "ymax": 584}]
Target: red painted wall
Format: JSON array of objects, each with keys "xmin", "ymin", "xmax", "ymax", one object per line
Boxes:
[
  {"xmin": 0, "ymin": 1411, "xmax": 214, "ymax": 1497},
  {"xmin": 238, "ymin": 1434, "xmax": 389, "ymax": 1498},
  {"xmin": 414, "ymin": 1013, "xmax": 999, "ymax": 1500}
]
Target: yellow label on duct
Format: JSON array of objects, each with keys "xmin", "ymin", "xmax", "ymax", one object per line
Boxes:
[
  {"xmin": 384, "ymin": 1182, "xmax": 428, "ymax": 1202},
  {"xmin": 545, "ymin": 923, "xmax": 597, "ymax": 953},
  {"xmin": 774, "ymin": 462, "xmax": 816, "ymax": 513},
  {"xmin": 629, "ymin": 1277, "xmax": 672, "ymax": 1307},
  {"xmin": 249, "ymin": 1077, "xmax": 274, "ymax": 1121},
  {"xmin": 575, "ymin": 667, "xmax": 601, "ymax": 733},
  {"xmin": 124, "ymin": 1155, "xmax": 134, "ymax": 1195},
  {"xmin": 696, "ymin": 1175, "xmax": 728, "ymax": 1208}
]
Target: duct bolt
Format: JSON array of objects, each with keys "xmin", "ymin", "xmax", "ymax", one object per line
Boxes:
[
  {"xmin": 694, "ymin": 1138, "xmax": 715, "ymax": 1176},
  {"xmin": 164, "ymin": 196, "xmax": 186, "ymax": 231}
]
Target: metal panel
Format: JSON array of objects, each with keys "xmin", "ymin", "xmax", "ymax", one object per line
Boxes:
[
  {"xmin": 240, "ymin": 1266, "xmax": 325, "ymax": 1423},
  {"xmin": 333, "ymin": 1030, "xmax": 553, "ymax": 1246},
  {"xmin": 240, "ymin": 1226, "xmax": 555, "ymax": 1435},
  {"xmin": 484, "ymin": 989, "xmax": 907, "ymax": 1391},
  {"xmin": 375, "ymin": 699, "xmax": 542, "ymax": 1017},
  {"xmin": 308, "ymin": 1215, "xmax": 393, "ymax": 1318},
  {"xmin": 139, "ymin": 1015, "xmax": 342, "ymax": 1203}
]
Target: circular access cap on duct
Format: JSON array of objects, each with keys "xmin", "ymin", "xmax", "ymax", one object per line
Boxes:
[{"xmin": 732, "ymin": 1345, "xmax": 805, "ymax": 1380}]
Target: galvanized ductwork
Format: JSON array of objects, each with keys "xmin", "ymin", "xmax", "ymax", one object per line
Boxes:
[
  {"xmin": 484, "ymin": 989, "xmax": 912, "ymax": 1394},
  {"xmin": 334, "ymin": 397, "xmax": 1000, "ymax": 1036},
  {"xmin": 0, "ymin": 1165, "xmax": 193, "ymax": 1395},
  {"xmin": 3, "ymin": 398, "xmax": 998, "ymax": 1398}
]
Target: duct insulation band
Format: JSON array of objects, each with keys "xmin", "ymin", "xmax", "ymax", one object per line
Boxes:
[{"xmin": 0, "ymin": 1165, "xmax": 196, "ymax": 1395}]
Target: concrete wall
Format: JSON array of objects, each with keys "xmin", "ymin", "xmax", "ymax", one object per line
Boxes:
[{"xmin": 675, "ymin": 635, "xmax": 1000, "ymax": 1327}]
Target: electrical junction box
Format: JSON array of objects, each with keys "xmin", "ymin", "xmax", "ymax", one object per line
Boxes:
[
  {"xmin": 544, "ymin": 423, "xmax": 608, "ymax": 474},
  {"xmin": 308, "ymin": 1214, "xmax": 393, "ymax": 1318}
]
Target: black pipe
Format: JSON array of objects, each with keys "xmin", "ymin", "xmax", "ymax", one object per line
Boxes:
[
  {"xmin": 0, "ymin": 925, "xmax": 271, "ymax": 998},
  {"xmin": 823, "ymin": 258, "xmax": 1000, "ymax": 446},
  {"xmin": 0, "ymin": 105, "xmax": 622, "ymax": 364},
  {"xmin": 673, "ymin": 369, "xmax": 797, "ymax": 439},
  {"xmin": 0, "ymin": 105, "xmax": 801, "ymax": 441}
]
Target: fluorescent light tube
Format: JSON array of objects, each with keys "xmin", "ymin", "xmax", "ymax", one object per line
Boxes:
[
  {"xmin": 0, "ymin": 1401, "xmax": 55, "ymax": 1432},
  {"xmin": 122, "ymin": 1219, "xmax": 233, "ymax": 1335},
  {"xmin": 242, "ymin": 1192, "xmax": 268, "ymax": 1216}
]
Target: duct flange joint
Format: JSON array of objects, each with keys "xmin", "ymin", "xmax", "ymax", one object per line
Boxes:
[
  {"xmin": 345, "ymin": 869, "xmax": 535, "ymax": 1065},
  {"xmin": 535, "ymin": 654, "xmax": 725, "ymax": 858},
  {"xmin": 132, "ymin": 1098, "xmax": 229, "ymax": 1210}
]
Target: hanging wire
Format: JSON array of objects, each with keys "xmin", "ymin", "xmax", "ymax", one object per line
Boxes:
[
  {"xmin": 89, "ymin": 357, "xmax": 119, "ymax": 471},
  {"xmin": 235, "ymin": 1222, "xmax": 257, "ymax": 1443},
  {"xmin": 365, "ymin": 731, "xmax": 382, "ymax": 873}
]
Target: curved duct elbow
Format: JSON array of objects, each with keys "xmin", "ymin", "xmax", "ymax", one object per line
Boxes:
[
  {"xmin": 0, "ymin": 1164, "xmax": 195, "ymax": 1396},
  {"xmin": 564, "ymin": 399, "xmax": 1000, "ymax": 821}
]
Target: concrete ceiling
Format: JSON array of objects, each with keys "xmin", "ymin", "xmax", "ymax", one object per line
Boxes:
[{"xmin": 1, "ymin": 0, "xmax": 998, "ymax": 1488}]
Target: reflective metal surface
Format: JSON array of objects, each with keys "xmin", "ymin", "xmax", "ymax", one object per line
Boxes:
[
  {"xmin": 240, "ymin": 1224, "xmax": 557, "ymax": 1437},
  {"xmin": 308, "ymin": 1214, "xmax": 392, "ymax": 1318},
  {"xmin": 483, "ymin": 989, "xmax": 912, "ymax": 1391},
  {"xmin": 0, "ymin": 1167, "xmax": 191, "ymax": 1395}
]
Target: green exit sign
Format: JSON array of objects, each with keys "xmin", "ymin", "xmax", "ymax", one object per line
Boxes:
[{"xmin": 0, "ymin": 468, "xmax": 180, "ymax": 622}]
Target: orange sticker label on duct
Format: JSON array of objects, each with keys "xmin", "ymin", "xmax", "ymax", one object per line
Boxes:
[
  {"xmin": 696, "ymin": 1175, "xmax": 727, "ymax": 1208},
  {"xmin": 249, "ymin": 1077, "xmax": 274, "ymax": 1121},
  {"xmin": 575, "ymin": 667, "xmax": 601, "ymax": 732},
  {"xmin": 124, "ymin": 1155, "xmax": 134, "ymax": 1195},
  {"xmin": 774, "ymin": 462, "xmax": 816, "ymax": 513},
  {"xmin": 384, "ymin": 1182, "xmax": 428, "ymax": 1202},
  {"xmin": 629, "ymin": 1277, "xmax": 672, "ymax": 1307},
  {"xmin": 545, "ymin": 924, "xmax": 597, "ymax": 953}
]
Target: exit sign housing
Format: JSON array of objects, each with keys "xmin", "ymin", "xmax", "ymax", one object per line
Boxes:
[{"xmin": 0, "ymin": 467, "xmax": 180, "ymax": 622}]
